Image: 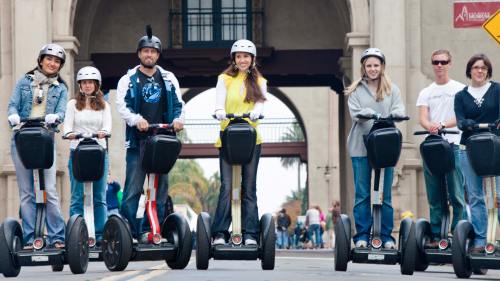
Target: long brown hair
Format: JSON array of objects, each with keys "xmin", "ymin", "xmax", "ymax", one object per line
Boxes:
[
  {"xmin": 222, "ymin": 56, "xmax": 266, "ymax": 103},
  {"xmin": 75, "ymin": 80, "xmax": 106, "ymax": 111}
]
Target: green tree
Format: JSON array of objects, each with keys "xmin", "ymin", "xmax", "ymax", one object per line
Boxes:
[{"xmin": 168, "ymin": 159, "xmax": 219, "ymax": 216}]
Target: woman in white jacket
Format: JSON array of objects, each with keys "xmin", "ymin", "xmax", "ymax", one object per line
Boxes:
[
  {"xmin": 63, "ymin": 66, "xmax": 111, "ymax": 244},
  {"xmin": 345, "ymin": 48, "xmax": 405, "ymax": 250}
]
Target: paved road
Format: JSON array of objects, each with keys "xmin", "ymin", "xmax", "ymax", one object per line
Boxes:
[{"xmin": 3, "ymin": 250, "xmax": 500, "ymax": 280}]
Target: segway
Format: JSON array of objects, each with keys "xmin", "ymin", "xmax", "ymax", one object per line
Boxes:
[
  {"xmin": 196, "ymin": 113, "xmax": 275, "ymax": 270},
  {"xmin": 0, "ymin": 117, "xmax": 88, "ymax": 277},
  {"xmin": 411, "ymin": 128, "xmax": 460, "ymax": 271},
  {"xmin": 452, "ymin": 121, "xmax": 500, "ymax": 278},
  {"xmin": 63, "ymin": 132, "xmax": 111, "ymax": 262},
  {"xmin": 334, "ymin": 114, "xmax": 416, "ymax": 275},
  {"xmin": 102, "ymin": 123, "xmax": 192, "ymax": 271}
]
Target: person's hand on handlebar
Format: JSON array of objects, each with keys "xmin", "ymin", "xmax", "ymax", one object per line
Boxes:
[
  {"xmin": 64, "ymin": 132, "xmax": 77, "ymax": 140},
  {"xmin": 7, "ymin": 114, "xmax": 20, "ymax": 126},
  {"xmin": 45, "ymin": 114, "xmax": 59, "ymax": 125},
  {"xmin": 136, "ymin": 117, "xmax": 149, "ymax": 132},
  {"xmin": 173, "ymin": 120, "xmax": 184, "ymax": 132},
  {"xmin": 428, "ymin": 122, "xmax": 441, "ymax": 134},
  {"xmin": 214, "ymin": 109, "xmax": 227, "ymax": 121},
  {"xmin": 97, "ymin": 131, "xmax": 108, "ymax": 139}
]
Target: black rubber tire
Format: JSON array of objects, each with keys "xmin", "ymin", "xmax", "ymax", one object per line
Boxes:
[
  {"xmin": 260, "ymin": 213, "xmax": 276, "ymax": 270},
  {"xmin": 66, "ymin": 216, "xmax": 89, "ymax": 274},
  {"xmin": 451, "ymin": 220, "xmax": 473, "ymax": 278},
  {"xmin": 334, "ymin": 214, "xmax": 350, "ymax": 271},
  {"xmin": 102, "ymin": 215, "xmax": 132, "ymax": 271},
  {"xmin": 163, "ymin": 213, "xmax": 192, "ymax": 269},
  {"xmin": 0, "ymin": 219, "xmax": 22, "ymax": 277},
  {"xmin": 414, "ymin": 219, "xmax": 430, "ymax": 271},
  {"xmin": 399, "ymin": 219, "xmax": 415, "ymax": 275},
  {"xmin": 473, "ymin": 267, "xmax": 488, "ymax": 275},
  {"xmin": 51, "ymin": 261, "xmax": 64, "ymax": 272},
  {"xmin": 196, "ymin": 213, "xmax": 211, "ymax": 270}
]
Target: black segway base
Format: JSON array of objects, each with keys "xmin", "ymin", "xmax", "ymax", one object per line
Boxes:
[
  {"xmin": 470, "ymin": 255, "xmax": 500, "ymax": 270},
  {"xmin": 423, "ymin": 248, "xmax": 452, "ymax": 264},
  {"xmin": 131, "ymin": 242, "xmax": 177, "ymax": 261},
  {"xmin": 16, "ymin": 249, "xmax": 65, "ymax": 266},
  {"xmin": 213, "ymin": 244, "xmax": 259, "ymax": 260},
  {"xmin": 351, "ymin": 248, "xmax": 399, "ymax": 264}
]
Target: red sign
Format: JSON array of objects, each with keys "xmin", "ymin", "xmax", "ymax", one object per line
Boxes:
[{"xmin": 454, "ymin": 1, "xmax": 500, "ymax": 28}]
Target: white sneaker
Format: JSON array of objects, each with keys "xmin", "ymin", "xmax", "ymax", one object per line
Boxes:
[
  {"xmin": 245, "ymin": 238, "xmax": 257, "ymax": 246},
  {"xmin": 212, "ymin": 237, "xmax": 225, "ymax": 245},
  {"xmin": 355, "ymin": 240, "xmax": 367, "ymax": 248},
  {"xmin": 384, "ymin": 241, "xmax": 396, "ymax": 249}
]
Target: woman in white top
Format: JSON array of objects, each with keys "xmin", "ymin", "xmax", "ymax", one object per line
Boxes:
[{"xmin": 63, "ymin": 66, "xmax": 112, "ymax": 243}]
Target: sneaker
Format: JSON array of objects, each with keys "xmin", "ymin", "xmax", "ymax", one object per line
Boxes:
[
  {"xmin": 139, "ymin": 232, "xmax": 150, "ymax": 244},
  {"xmin": 384, "ymin": 241, "xmax": 396, "ymax": 250},
  {"xmin": 245, "ymin": 238, "xmax": 257, "ymax": 246},
  {"xmin": 212, "ymin": 234, "xmax": 225, "ymax": 245},
  {"xmin": 355, "ymin": 240, "xmax": 367, "ymax": 248},
  {"xmin": 470, "ymin": 246, "xmax": 485, "ymax": 254}
]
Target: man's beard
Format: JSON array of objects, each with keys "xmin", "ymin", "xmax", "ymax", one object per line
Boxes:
[{"xmin": 140, "ymin": 59, "xmax": 156, "ymax": 69}]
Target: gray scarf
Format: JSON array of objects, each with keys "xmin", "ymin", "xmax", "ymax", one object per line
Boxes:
[{"xmin": 32, "ymin": 69, "xmax": 58, "ymax": 104}]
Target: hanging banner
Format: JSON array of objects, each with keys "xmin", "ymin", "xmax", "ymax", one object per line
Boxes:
[{"xmin": 454, "ymin": 0, "xmax": 500, "ymax": 28}]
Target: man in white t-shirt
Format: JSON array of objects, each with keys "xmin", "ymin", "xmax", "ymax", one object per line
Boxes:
[{"xmin": 416, "ymin": 49, "xmax": 467, "ymax": 248}]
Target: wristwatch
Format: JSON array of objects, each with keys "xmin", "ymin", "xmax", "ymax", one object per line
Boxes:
[{"xmin": 440, "ymin": 121, "xmax": 446, "ymax": 128}]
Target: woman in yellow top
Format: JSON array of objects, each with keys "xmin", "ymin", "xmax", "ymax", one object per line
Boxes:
[{"xmin": 212, "ymin": 39, "xmax": 267, "ymax": 246}]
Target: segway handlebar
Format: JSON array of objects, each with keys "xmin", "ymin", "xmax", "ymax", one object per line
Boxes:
[
  {"xmin": 13, "ymin": 117, "xmax": 61, "ymax": 132},
  {"xmin": 211, "ymin": 113, "xmax": 264, "ymax": 119},
  {"xmin": 356, "ymin": 114, "xmax": 410, "ymax": 122},
  {"xmin": 148, "ymin": 123, "xmax": 174, "ymax": 129},
  {"xmin": 414, "ymin": 129, "xmax": 460, "ymax": 136},
  {"xmin": 62, "ymin": 132, "xmax": 111, "ymax": 140}
]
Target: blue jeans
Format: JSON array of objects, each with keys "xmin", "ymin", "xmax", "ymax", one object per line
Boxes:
[
  {"xmin": 351, "ymin": 157, "xmax": 394, "ymax": 244},
  {"xmin": 212, "ymin": 145, "xmax": 261, "ymax": 241},
  {"xmin": 120, "ymin": 145, "xmax": 169, "ymax": 239},
  {"xmin": 423, "ymin": 145, "xmax": 467, "ymax": 240},
  {"xmin": 11, "ymin": 139, "xmax": 65, "ymax": 245},
  {"xmin": 276, "ymin": 229, "xmax": 289, "ymax": 248},
  {"xmin": 459, "ymin": 149, "xmax": 500, "ymax": 247},
  {"xmin": 68, "ymin": 150, "xmax": 108, "ymax": 241},
  {"xmin": 308, "ymin": 224, "xmax": 322, "ymax": 247}
]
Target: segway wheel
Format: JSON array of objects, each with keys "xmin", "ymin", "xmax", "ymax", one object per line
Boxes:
[
  {"xmin": 102, "ymin": 216, "xmax": 132, "ymax": 271},
  {"xmin": 260, "ymin": 213, "xmax": 276, "ymax": 270},
  {"xmin": 334, "ymin": 214, "xmax": 350, "ymax": 271},
  {"xmin": 399, "ymin": 218, "xmax": 415, "ymax": 275},
  {"xmin": 0, "ymin": 219, "xmax": 22, "ymax": 277},
  {"xmin": 67, "ymin": 216, "xmax": 89, "ymax": 274},
  {"xmin": 473, "ymin": 267, "xmax": 488, "ymax": 275},
  {"xmin": 162, "ymin": 213, "xmax": 192, "ymax": 269},
  {"xmin": 414, "ymin": 219, "xmax": 430, "ymax": 271},
  {"xmin": 196, "ymin": 213, "xmax": 211, "ymax": 270},
  {"xmin": 451, "ymin": 220, "xmax": 473, "ymax": 278}
]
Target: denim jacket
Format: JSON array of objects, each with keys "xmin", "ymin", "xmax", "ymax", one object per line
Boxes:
[
  {"xmin": 116, "ymin": 65, "xmax": 184, "ymax": 149},
  {"xmin": 7, "ymin": 74, "xmax": 68, "ymax": 121}
]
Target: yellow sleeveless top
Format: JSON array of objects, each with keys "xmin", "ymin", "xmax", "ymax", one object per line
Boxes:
[{"xmin": 215, "ymin": 72, "xmax": 266, "ymax": 148}]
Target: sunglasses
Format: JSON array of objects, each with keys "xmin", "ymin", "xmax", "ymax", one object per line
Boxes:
[{"xmin": 431, "ymin": 60, "xmax": 450, "ymax": 66}]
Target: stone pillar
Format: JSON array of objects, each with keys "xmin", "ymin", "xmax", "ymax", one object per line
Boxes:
[{"xmin": 339, "ymin": 32, "xmax": 369, "ymax": 214}]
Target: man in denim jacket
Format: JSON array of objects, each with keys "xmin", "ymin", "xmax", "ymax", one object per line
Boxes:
[{"xmin": 116, "ymin": 27, "xmax": 184, "ymax": 241}]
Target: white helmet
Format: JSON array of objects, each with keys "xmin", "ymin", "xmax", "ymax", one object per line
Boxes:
[
  {"xmin": 360, "ymin": 47, "xmax": 385, "ymax": 64},
  {"xmin": 76, "ymin": 66, "xmax": 102, "ymax": 84},
  {"xmin": 230, "ymin": 39, "xmax": 256, "ymax": 57}
]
